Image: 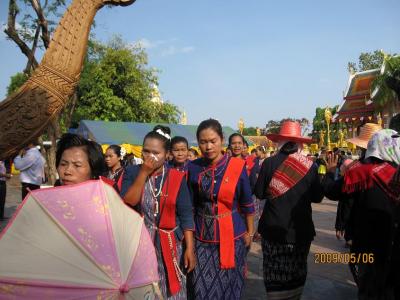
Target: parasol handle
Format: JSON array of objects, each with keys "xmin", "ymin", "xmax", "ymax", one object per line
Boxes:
[{"xmin": 119, "ymin": 283, "xmax": 129, "ymax": 294}]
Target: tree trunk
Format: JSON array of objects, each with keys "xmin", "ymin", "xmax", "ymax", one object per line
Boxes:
[
  {"xmin": 45, "ymin": 117, "xmax": 61, "ymax": 185},
  {"xmin": 62, "ymin": 92, "xmax": 79, "ymax": 130}
]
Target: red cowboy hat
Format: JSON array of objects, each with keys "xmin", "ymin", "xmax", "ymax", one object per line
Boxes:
[{"xmin": 266, "ymin": 121, "xmax": 313, "ymax": 144}]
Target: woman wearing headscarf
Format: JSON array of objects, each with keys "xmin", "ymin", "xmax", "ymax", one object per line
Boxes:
[
  {"xmin": 324, "ymin": 129, "xmax": 400, "ymax": 300},
  {"xmin": 334, "ymin": 123, "xmax": 382, "ymax": 251},
  {"xmin": 254, "ymin": 121, "xmax": 324, "ymax": 300}
]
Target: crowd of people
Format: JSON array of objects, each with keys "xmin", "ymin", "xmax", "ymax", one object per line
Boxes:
[{"xmin": 0, "ymin": 116, "xmax": 399, "ymax": 300}]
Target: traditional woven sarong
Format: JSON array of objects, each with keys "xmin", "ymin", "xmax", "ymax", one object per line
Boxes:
[
  {"xmin": 188, "ymin": 238, "xmax": 246, "ymax": 300},
  {"xmin": 142, "ymin": 172, "xmax": 187, "ymax": 300},
  {"xmin": 262, "ymin": 239, "xmax": 310, "ymax": 300},
  {"xmin": 154, "ymin": 238, "xmax": 186, "ymax": 300}
]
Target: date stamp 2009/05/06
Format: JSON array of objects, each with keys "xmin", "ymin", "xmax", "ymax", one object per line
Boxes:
[{"xmin": 314, "ymin": 252, "xmax": 374, "ymax": 264}]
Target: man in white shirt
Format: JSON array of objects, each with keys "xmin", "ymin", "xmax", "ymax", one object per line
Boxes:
[
  {"xmin": 14, "ymin": 142, "xmax": 45, "ymax": 200},
  {"xmin": 0, "ymin": 160, "xmax": 11, "ymax": 220}
]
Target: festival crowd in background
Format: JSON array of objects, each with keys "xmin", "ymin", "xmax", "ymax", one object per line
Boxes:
[{"xmin": 0, "ymin": 115, "xmax": 400, "ymax": 300}]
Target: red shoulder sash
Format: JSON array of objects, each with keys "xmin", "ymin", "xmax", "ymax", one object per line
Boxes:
[
  {"xmin": 159, "ymin": 169, "xmax": 185, "ymax": 295},
  {"xmin": 217, "ymin": 157, "xmax": 245, "ymax": 269},
  {"xmin": 245, "ymin": 156, "xmax": 256, "ymax": 176}
]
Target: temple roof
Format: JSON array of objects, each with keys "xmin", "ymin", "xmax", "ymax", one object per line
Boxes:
[
  {"xmin": 334, "ymin": 69, "xmax": 380, "ymax": 121},
  {"xmin": 344, "ymin": 68, "xmax": 380, "ymax": 100}
]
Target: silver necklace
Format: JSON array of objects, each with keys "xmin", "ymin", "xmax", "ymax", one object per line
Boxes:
[
  {"xmin": 148, "ymin": 166, "xmax": 165, "ymax": 217},
  {"xmin": 148, "ymin": 165, "xmax": 165, "ymax": 197},
  {"xmin": 108, "ymin": 167, "xmax": 123, "ymax": 180}
]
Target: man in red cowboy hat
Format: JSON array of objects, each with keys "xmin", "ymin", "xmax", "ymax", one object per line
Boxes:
[{"xmin": 254, "ymin": 120, "xmax": 324, "ymax": 300}]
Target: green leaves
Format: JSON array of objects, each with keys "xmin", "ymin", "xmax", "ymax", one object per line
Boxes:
[
  {"xmin": 311, "ymin": 106, "xmax": 339, "ymax": 142},
  {"xmin": 6, "ymin": 72, "xmax": 29, "ymax": 96},
  {"xmin": 372, "ymin": 55, "xmax": 400, "ymax": 108},
  {"xmin": 348, "ymin": 50, "xmax": 385, "ymax": 73},
  {"xmin": 72, "ymin": 37, "xmax": 181, "ymax": 127}
]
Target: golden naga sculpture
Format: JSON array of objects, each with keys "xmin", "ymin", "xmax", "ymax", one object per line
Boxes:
[
  {"xmin": 0, "ymin": 0, "xmax": 135, "ymax": 160},
  {"xmin": 238, "ymin": 118, "xmax": 244, "ymax": 135},
  {"xmin": 324, "ymin": 107, "xmax": 332, "ymax": 150}
]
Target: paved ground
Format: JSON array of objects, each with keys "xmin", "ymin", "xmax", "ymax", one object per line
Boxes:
[{"xmin": 1, "ymin": 176, "xmax": 357, "ymax": 299}]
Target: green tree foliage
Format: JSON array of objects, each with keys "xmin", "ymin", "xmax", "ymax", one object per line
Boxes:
[
  {"xmin": 347, "ymin": 50, "xmax": 385, "ymax": 73},
  {"xmin": 265, "ymin": 118, "xmax": 310, "ymax": 135},
  {"xmin": 6, "ymin": 72, "xmax": 29, "ymax": 96},
  {"xmin": 72, "ymin": 37, "xmax": 180, "ymax": 126},
  {"xmin": 311, "ymin": 106, "xmax": 340, "ymax": 143},
  {"xmin": 242, "ymin": 127, "xmax": 257, "ymax": 136},
  {"xmin": 265, "ymin": 120, "xmax": 281, "ymax": 134},
  {"xmin": 372, "ymin": 55, "xmax": 400, "ymax": 107}
]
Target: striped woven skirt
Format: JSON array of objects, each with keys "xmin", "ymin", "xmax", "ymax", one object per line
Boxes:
[
  {"xmin": 262, "ymin": 239, "xmax": 311, "ymax": 300},
  {"xmin": 188, "ymin": 238, "xmax": 247, "ymax": 300}
]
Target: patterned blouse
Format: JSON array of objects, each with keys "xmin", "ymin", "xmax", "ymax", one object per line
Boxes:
[
  {"xmin": 120, "ymin": 164, "xmax": 194, "ymax": 240},
  {"xmin": 188, "ymin": 154, "xmax": 255, "ymax": 242}
]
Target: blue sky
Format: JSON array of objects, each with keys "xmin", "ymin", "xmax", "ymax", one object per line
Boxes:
[{"xmin": 1, "ymin": 0, "xmax": 399, "ymax": 129}]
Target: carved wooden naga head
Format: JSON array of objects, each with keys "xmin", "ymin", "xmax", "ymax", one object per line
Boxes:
[
  {"xmin": 0, "ymin": 0, "xmax": 136, "ymax": 160},
  {"xmin": 103, "ymin": 0, "xmax": 136, "ymax": 6}
]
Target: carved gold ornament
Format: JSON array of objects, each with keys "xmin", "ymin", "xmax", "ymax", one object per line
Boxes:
[{"xmin": 0, "ymin": 0, "xmax": 136, "ymax": 160}]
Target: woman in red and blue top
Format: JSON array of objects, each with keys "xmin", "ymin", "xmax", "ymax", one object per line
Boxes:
[
  {"xmin": 188, "ymin": 119, "xmax": 255, "ymax": 300},
  {"xmin": 121, "ymin": 126, "xmax": 195, "ymax": 300},
  {"xmin": 104, "ymin": 145, "xmax": 126, "ymax": 194},
  {"xmin": 168, "ymin": 136, "xmax": 190, "ymax": 176},
  {"xmin": 228, "ymin": 133, "xmax": 257, "ymax": 179}
]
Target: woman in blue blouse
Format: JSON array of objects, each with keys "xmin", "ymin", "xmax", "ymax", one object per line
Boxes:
[
  {"xmin": 121, "ymin": 125, "xmax": 195, "ymax": 300},
  {"xmin": 188, "ymin": 119, "xmax": 255, "ymax": 300},
  {"xmin": 168, "ymin": 136, "xmax": 190, "ymax": 175}
]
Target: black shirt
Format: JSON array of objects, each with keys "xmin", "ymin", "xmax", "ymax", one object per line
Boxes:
[
  {"xmin": 323, "ymin": 169, "xmax": 400, "ymax": 264},
  {"xmin": 255, "ymin": 151, "xmax": 324, "ymax": 245}
]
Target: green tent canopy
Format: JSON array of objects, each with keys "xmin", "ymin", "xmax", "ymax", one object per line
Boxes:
[{"xmin": 76, "ymin": 120, "xmax": 252, "ymax": 147}]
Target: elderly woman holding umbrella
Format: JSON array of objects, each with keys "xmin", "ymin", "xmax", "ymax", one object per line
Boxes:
[
  {"xmin": 56, "ymin": 133, "xmax": 107, "ymax": 185},
  {"xmin": 0, "ymin": 133, "xmax": 161, "ymax": 299},
  {"xmin": 254, "ymin": 120, "xmax": 324, "ymax": 300}
]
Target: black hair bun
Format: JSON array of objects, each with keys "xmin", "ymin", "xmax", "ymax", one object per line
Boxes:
[{"xmin": 153, "ymin": 125, "xmax": 171, "ymax": 136}]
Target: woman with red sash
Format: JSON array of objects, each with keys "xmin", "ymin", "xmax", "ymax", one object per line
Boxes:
[
  {"xmin": 188, "ymin": 119, "xmax": 255, "ymax": 300},
  {"xmin": 168, "ymin": 136, "xmax": 190, "ymax": 176},
  {"xmin": 323, "ymin": 129, "xmax": 400, "ymax": 300},
  {"xmin": 121, "ymin": 125, "xmax": 196, "ymax": 300},
  {"xmin": 104, "ymin": 145, "xmax": 126, "ymax": 194},
  {"xmin": 228, "ymin": 133, "xmax": 256, "ymax": 177}
]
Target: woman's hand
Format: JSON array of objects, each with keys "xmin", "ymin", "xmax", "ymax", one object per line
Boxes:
[
  {"xmin": 184, "ymin": 248, "xmax": 196, "ymax": 273},
  {"xmin": 326, "ymin": 154, "xmax": 339, "ymax": 173},
  {"xmin": 140, "ymin": 154, "xmax": 159, "ymax": 176},
  {"xmin": 336, "ymin": 230, "xmax": 344, "ymax": 240},
  {"xmin": 243, "ymin": 232, "xmax": 252, "ymax": 248}
]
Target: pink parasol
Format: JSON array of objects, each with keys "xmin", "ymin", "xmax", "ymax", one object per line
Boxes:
[{"xmin": 0, "ymin": 180, "xmax": 160, "ymax": 299}]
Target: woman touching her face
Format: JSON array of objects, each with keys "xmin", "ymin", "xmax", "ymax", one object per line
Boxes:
[{"xmin": 120, "ymin": 125, "xmax": 195, "ymax": 300}]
